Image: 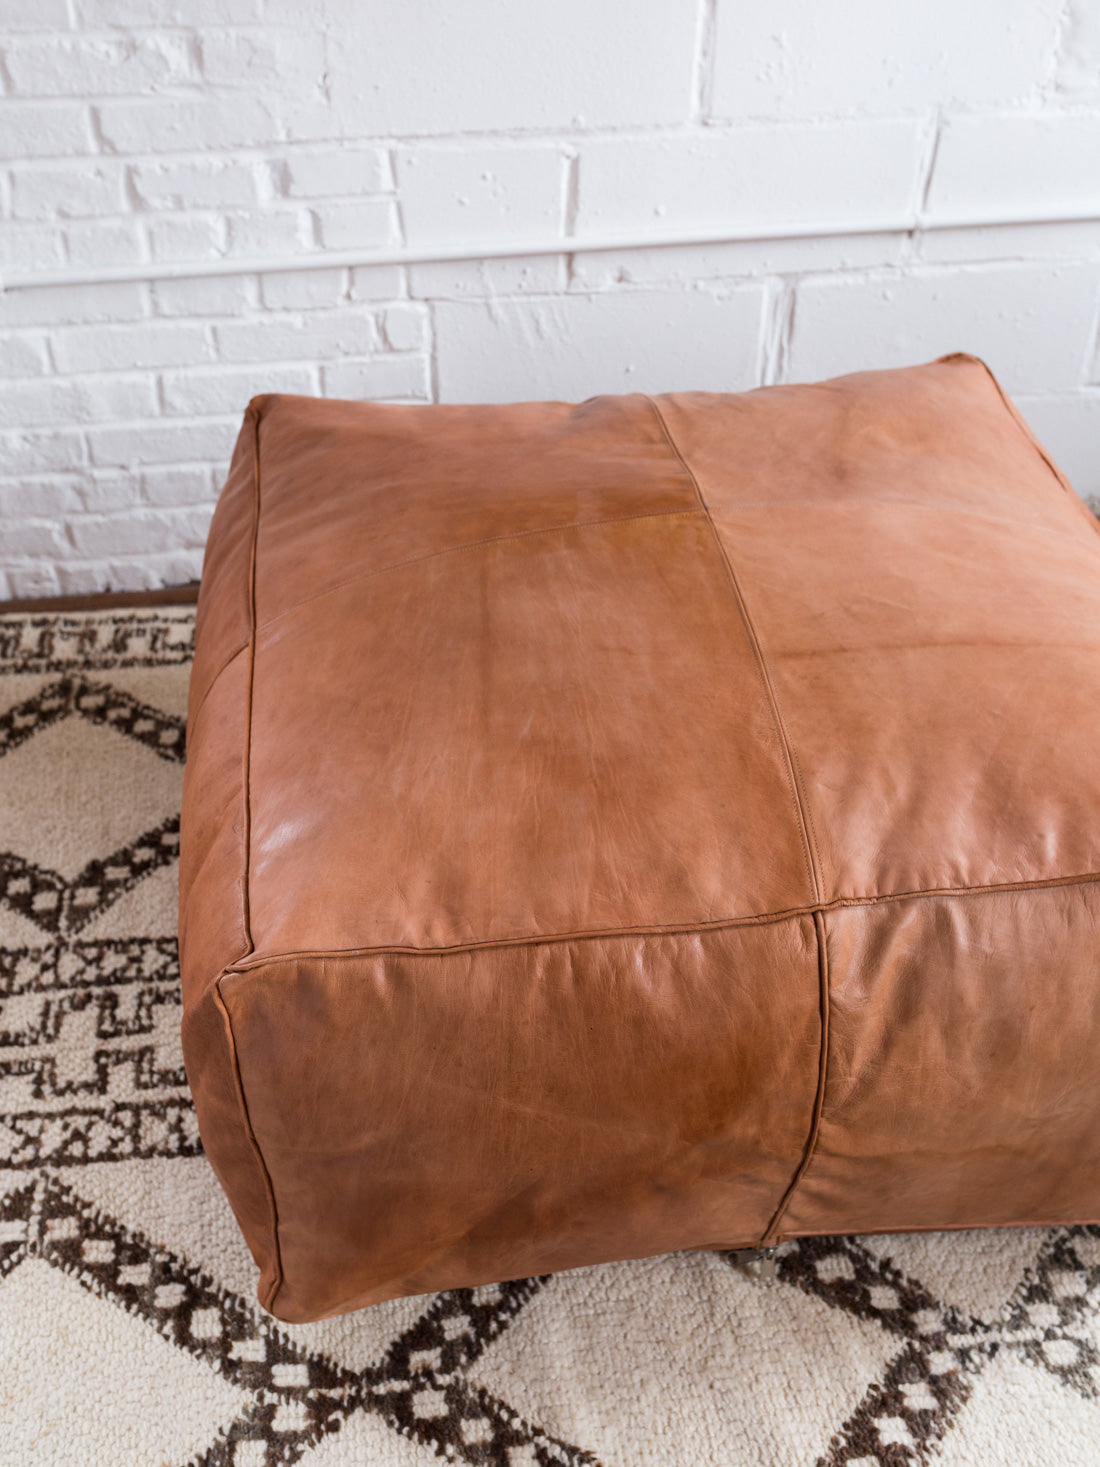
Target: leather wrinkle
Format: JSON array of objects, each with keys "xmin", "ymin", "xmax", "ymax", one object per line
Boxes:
[
  {"xmin": 251, "ymin": 504, "xmax": 706, "ymax": 638},
  {"xmin": 187, "ymin": 641, "xmax": 249, "ymax": 734}
]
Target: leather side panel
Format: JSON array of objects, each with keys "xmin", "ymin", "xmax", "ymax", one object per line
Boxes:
[
  {"xmin": 181, "ymin": 981, "xmax": 279, "ymax": 1300},
  {"xmin": 249, "ymin": 392, "xmax": 700, "ymax": 628},
  {"xmin": 219, "ymin": 917, "xmax": 821, "ymax": 1322},
  {"xmin": 661, "ymin": 356, "xmax": 1100, "ymax": 901},
  {"xmin": 188, "ymin": 404, "xmax": 258, "ymax": 723},
  {"xmin": 178, "ymin": 652, "xmax": 251, "ymax": 1010},
  {"xmin": 179, "ymin": 402, "xmax": 257, "ymax": 1005},
  {"xmin": 781, "ymin": 882, "xmax": 1100, "ymax": 1238}
]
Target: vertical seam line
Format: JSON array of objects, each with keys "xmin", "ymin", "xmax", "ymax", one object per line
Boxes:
[
  {"xmin": 948, "ymin": 351, "xmax": 1100, "ymax": 545},
  {"xmin": 761, "ymin": 909, "xmax": 830, "ymax": 1243},
  {"xmin": 224, "ymin": 399, "xmax": 280, "ymax": 1308},
  {"xmin": 643, "ymin": 394, "xmax": 831, "ymax": 1241},
  {"xmin": 214, "ymin": 976, "xmax": 284, "ymax": 1312},
  {"xmin": 643, "ymin": 395, "xmax": 824, "ymax": 904},
  {"xmin": 240, "ymin": 400, "xmax": 261, "ymax": 958}
]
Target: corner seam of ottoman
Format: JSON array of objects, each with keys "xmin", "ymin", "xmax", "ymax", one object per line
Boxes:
[
  {"xmin": 240, "ymin": 396, "xmax": 264, "ymax": 964},
  {"xmin": 213, "ymin": 970, "xmax": 285, "ymax": 1315},
  {"xmin": 943, "ymin": 351, "xmax": 1100, "ymax": 543},
  {"xmin": 760, "ymin": 906, "xmax": 831, "ymax": 1246}
]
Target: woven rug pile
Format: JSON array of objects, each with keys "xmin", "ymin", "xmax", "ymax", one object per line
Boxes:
[{"xmin": 1, "ymin": 605, "xmax": 1099, "ymax": 1466}]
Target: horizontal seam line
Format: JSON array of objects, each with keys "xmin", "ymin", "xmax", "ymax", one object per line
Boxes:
[
  {"xmin": 252, "ymin": 506, "xmax": 703, "ymax": 635},
  {"xmin": 222, "ymin": 867, "xmax": 1100, "ymax": 971}
]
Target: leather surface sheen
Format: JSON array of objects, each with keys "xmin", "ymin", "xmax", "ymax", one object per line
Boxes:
[{"xmin": 179, "ymin": 354, "xmax": 1100, "ymax": 1322}]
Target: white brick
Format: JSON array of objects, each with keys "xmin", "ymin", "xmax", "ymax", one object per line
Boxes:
[
  {"xmin": 0, "ymin": 281, "xmax": 147, "ymax": 329},
  {"xmin": 260, "ymin": 267, "xmax": 347, "ymax": 311},
  {"xmin": 151, "ymin": 274, "xmax": 255, "ymax": 319},
  {"xmin": 324, "ymin": 0, "xmax": 696, "ymax": 133},
  {"xmin": 434, "ymin": 287, "xmax": 766, "ymax": 403},
  {"xmin": 79, "ymin": 470, "xmax": 144, "ymax": 514},
  {"xmin": 6, "ymin": 562, "xmax": 62, "ymax": 597},
  {"xmin": 73, "ymin": 0, "xmax": 262, "ymax": 23},
  {"xmin": 575, "ymin": 122, "xmax": 922, "ymax": 236},
  {"xmin": 63, "ymin": 218, "xmax": 146, "ymax": 268},
  {"xmin": 0, "ymin": 225, "xmax": 66, "ymax": 271},
  {"xmin": 6, "ymin": 34, "xmax": 193, "ymax": 97},
  {"xmin": 313, "ymin": 199, "xmax": 398, "ymax": 251},
  {"xmin": 68, "ymin": 506, "xmax": 213, "ymax": 558},
  {"xmin": 0, "ymin": 429, "xmax": 85, "ymax": 474},
  {"xmin": 1056, "ymin": 1, "xmax": 1100, "ymax": 98},
  {"xmin": 927, "ymin": 114, "xmax": 1100, "ymax": 221},
  {"xmin": 1017, "ymin": 395, "xmax": 1100, "ymax": 505},
  {"xmin": 139, "ymin": 465, "xmax": 218, "ymax": 507},
  {"xmin": 396, "ymin": 146, "xmax": 563, "ymax": 246},
  {"xmin": 199, "ymin": 28, "xmax": 325, "ymax": 89},
  {"xmin": 0, "ymin": 374, "xmax": 157, "ymax": 429},
  {"xmin": 322, "ymin": 355, "xmax": 430, "ymax": 402},
  {"xmin": 711, "ymin": 0, "xmax": 1065, "ymax": 119},
  {"xmin": 347, "ymin": 264, "xmax": 406, "ymax": 302},
  {"xmin": 96, "ymin": 96, "xmax": 278, "ymax": 154},
  {"xmin": 407, "ymin": 256, "xmax": 565, "ymax": 300},
  {"xmin": 53, "ymin": 321, "xmax": 214, "ymax": 374},
  {"xmin": 0, "ymin": 0, "xmax": 70, "ymax": 29},
  {"xmin": 130, "ymin": 158, "xmax": 270, "ymax": 211},
  {"xmin": 381, "ymin": 305, "xmax": 428, "ymax": 352},
  {"xmin": 55, "ymin": 549, "xmax": 201, "ymax": 594},
  {"xmin": 85, "ymin": 417, "xmax": 240, "ymax": 468},
  {"xmin": 0, "ymin": 519, "xmax": 68, "ymax": 557},
  {"xmin": 0, "ymin": 335, "xmax": 50, "ymax": 377},
  {"xmin": 160, "ymin": 362, "xmax": 317, "ymax": 417},
  {"xmin": 212, "ymin": 309, "xmax": 377, "ymax": 364},
  {"xmin": 146, "ymin": 214, "xmax": 225, "ymax": 263},
  {"xmin": 225, "ymin": 208, "xmax": 313, "ymax": 257},
  {"xmin": 0, "ymin": 477, "xmax": 81, "ymax": 521},
  {"xmin": 9, "ymin": 160, "xmax": 127, "ymax": 221},
  {"xmin": 278, "ymin": 148, "xmax": 390, "ymax": 200},
  {"xmin": 0, "ymin": 102, "xmax": 95, "ymax": 159},
  {"xmin": 787, "ymin": 263, "xmax": 1100, "ymax": 394}
]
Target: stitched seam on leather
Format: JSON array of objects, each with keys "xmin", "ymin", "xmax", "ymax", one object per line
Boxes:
[
  {"xmin": 240, "ymin": 401, "xmax": 261, "ymax": 960},
  {"xmin": 761, "ymin": 908, "xmax": 830, "ymax": 1244},
  {"xmin": 941, "ymin": 352, "xmax": 1100, "ymax": 545},
  {"xmin": 214, "ymin": 975, "xmax": 284, "ymax": 1313},
  {"xmin": 251, "ymin": 506, "xmax": 704, "ymax": 636},
  {"xmin": 643, "ymin": 396, "xmax": 823, "ymax": 906},
  {"xmin": 221, "ymin": 865, "xmax": 1100, "ymax": 970}
]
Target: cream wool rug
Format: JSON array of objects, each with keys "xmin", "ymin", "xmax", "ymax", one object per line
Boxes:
[{"xmin": 1, "ymin": 604, "xmax": 1099, "ymax": 1467}]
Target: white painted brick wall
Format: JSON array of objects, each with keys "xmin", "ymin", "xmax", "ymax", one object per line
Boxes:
[{"xmin": 1, "ymin": 0, "xmax": 1099, "ymax": 597}]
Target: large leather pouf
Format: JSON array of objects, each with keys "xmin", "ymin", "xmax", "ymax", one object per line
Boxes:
[{"xmin": 179, "ymin": 354, "xmax": 1100, "ymax": 1323}]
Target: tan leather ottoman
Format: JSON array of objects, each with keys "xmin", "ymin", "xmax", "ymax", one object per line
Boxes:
[{"xmin": 179, "ymin": 354, "xmax": 1100, "ymax": 1323}]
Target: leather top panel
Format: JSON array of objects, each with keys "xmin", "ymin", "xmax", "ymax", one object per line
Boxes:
[
  {"xmin": 247, "ymin": 508, "xmax": 815, "ymax": 954},
  {"xmin": 660, "ymin": 355, "xmax": 1100, "ymax": 900}
]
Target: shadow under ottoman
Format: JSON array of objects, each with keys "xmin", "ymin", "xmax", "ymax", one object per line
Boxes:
[{"xmin": 179, "ymin": 354, "xmax": 1100, "ymax": 1323}]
